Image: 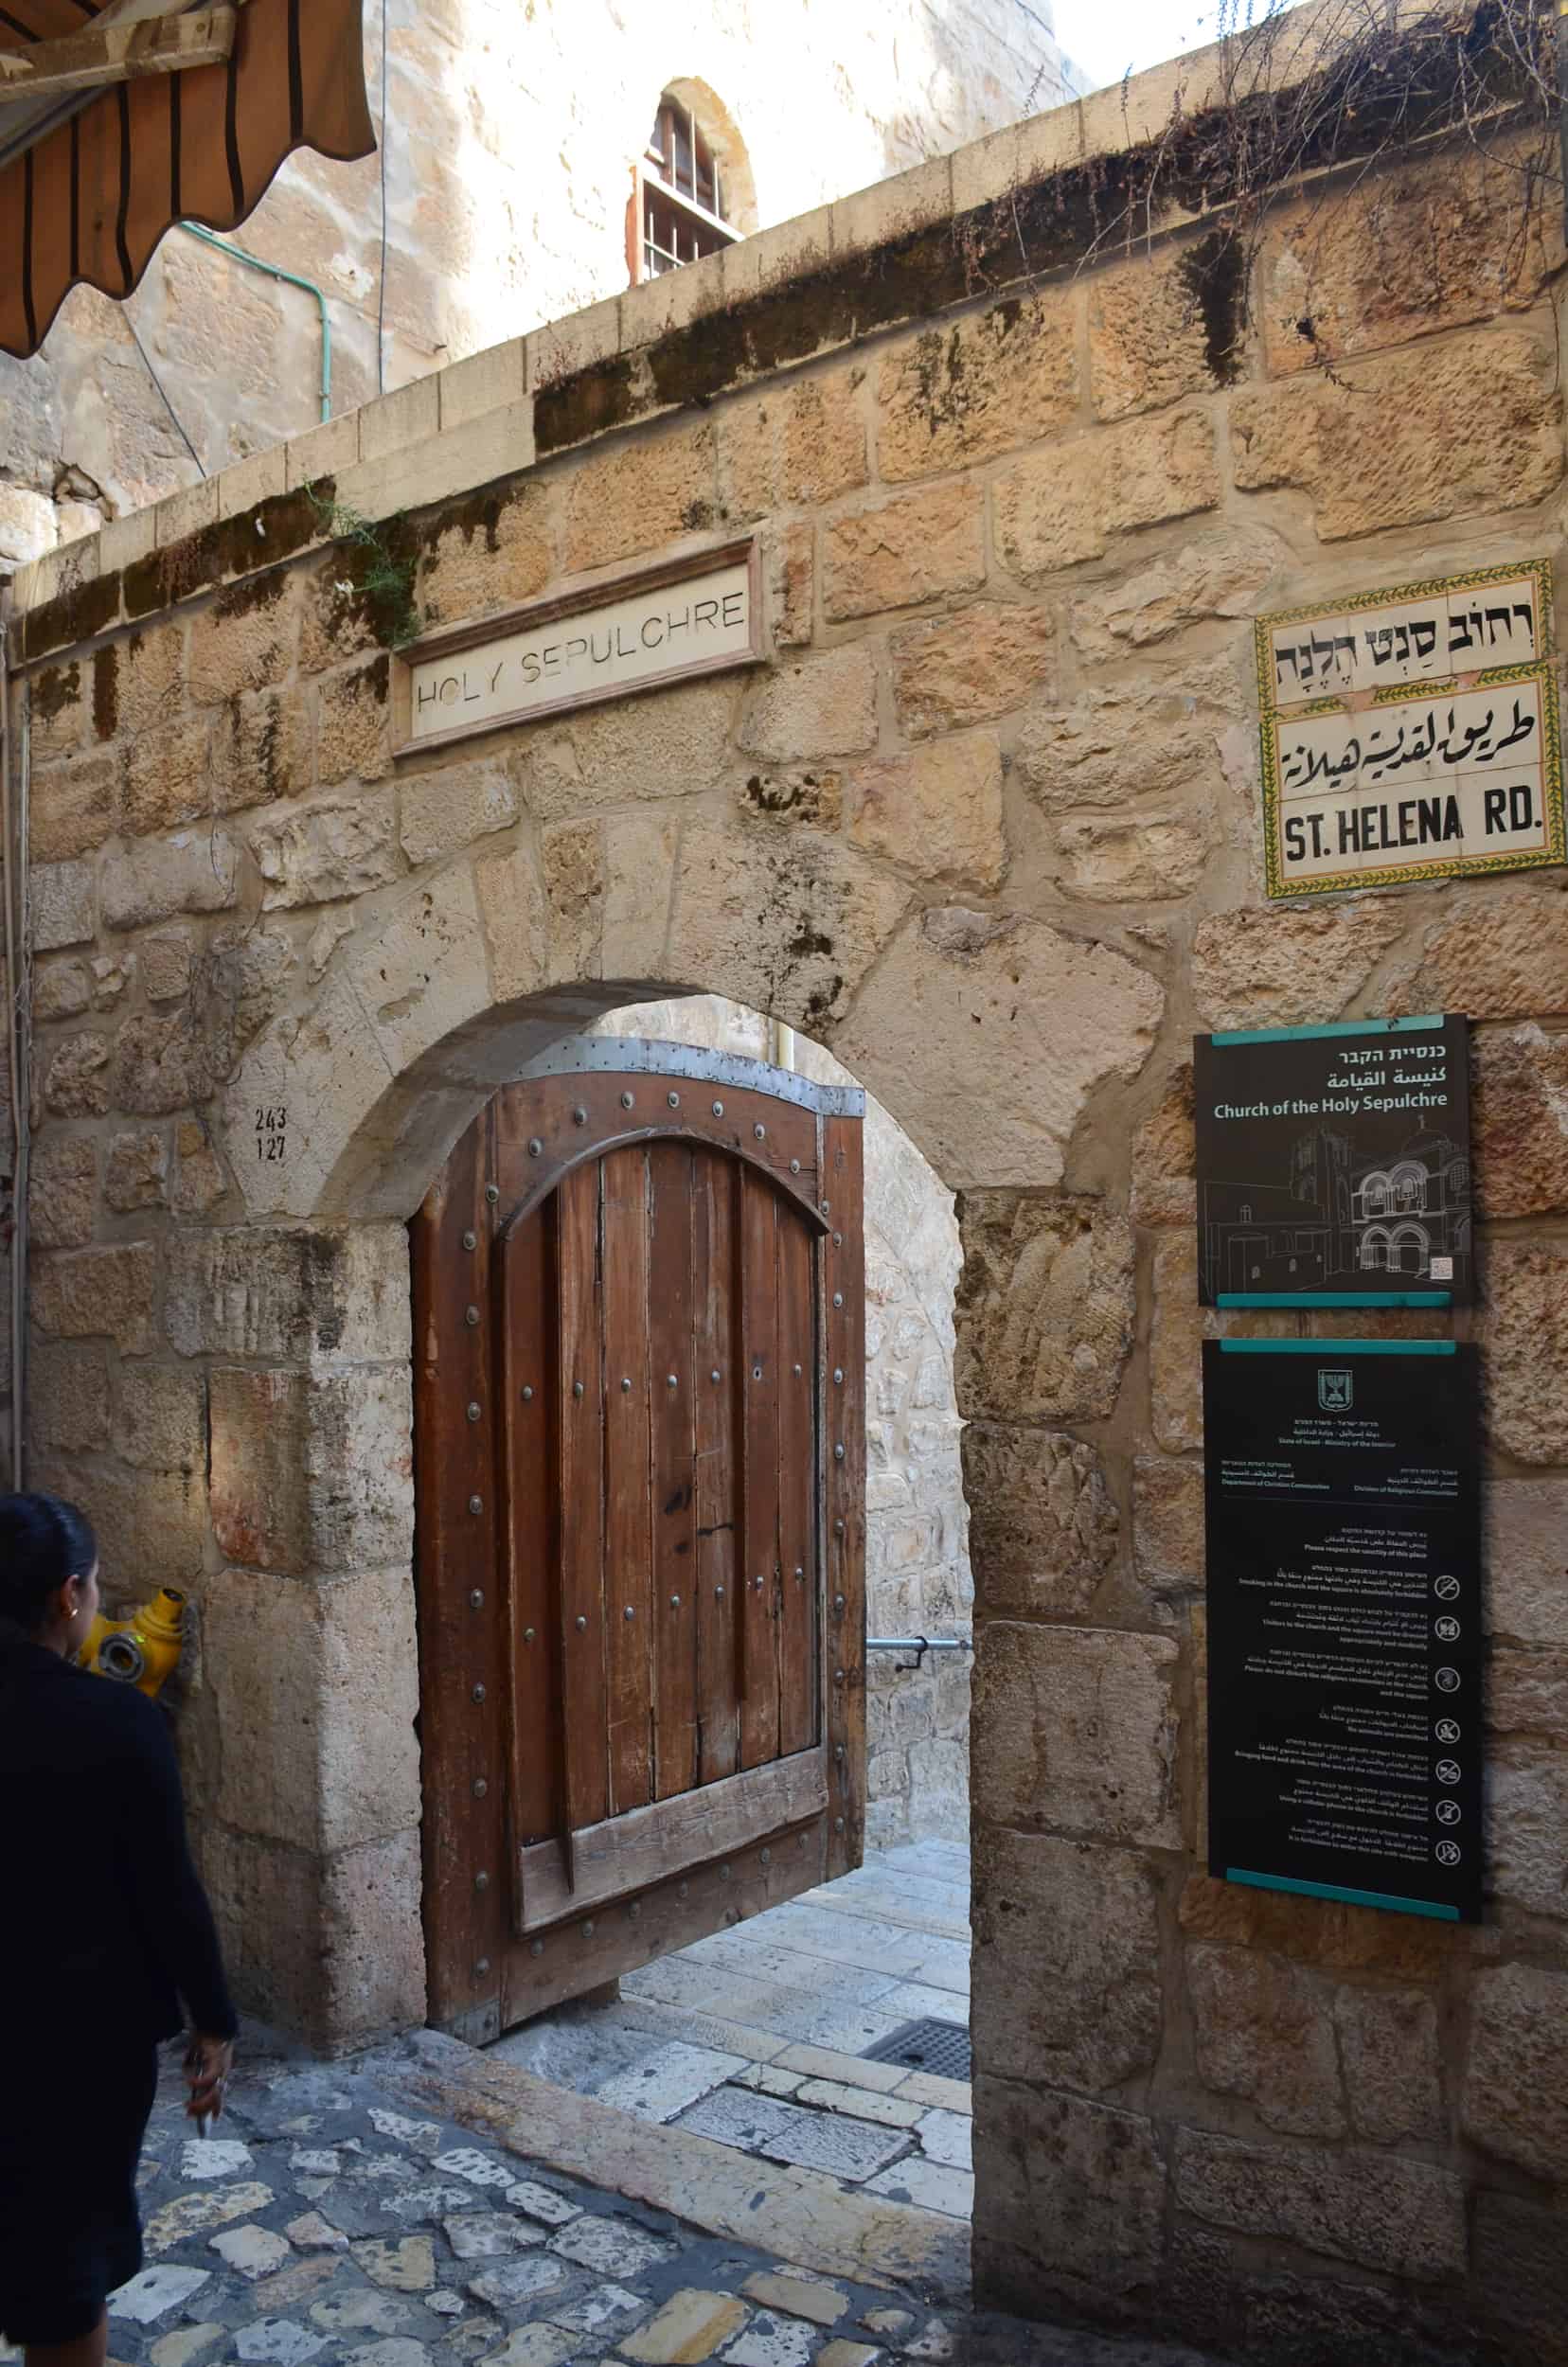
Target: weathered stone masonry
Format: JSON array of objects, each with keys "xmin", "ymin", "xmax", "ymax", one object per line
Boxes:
[{"xmin": 9, "ymin": 24, "xmax": 1568, "ymax": 2362}]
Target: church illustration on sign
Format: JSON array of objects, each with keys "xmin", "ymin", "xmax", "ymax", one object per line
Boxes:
[{"xmin": 1198, "ymin": 1122, "xmax": 1472, "ymax": 1296}]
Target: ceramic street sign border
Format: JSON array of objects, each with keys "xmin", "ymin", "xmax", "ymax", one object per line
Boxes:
[{"xmin": 1256, "ymin": 557, "xmax": 1563, "ymax": 899}]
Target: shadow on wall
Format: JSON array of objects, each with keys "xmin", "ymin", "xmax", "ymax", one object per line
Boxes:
[{"xmin": 594, "ymin": 990, "xmax": 972, "ymax": 1846}]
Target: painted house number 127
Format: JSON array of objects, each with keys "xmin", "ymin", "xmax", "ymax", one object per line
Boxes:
[{"xmin": 256, "ymin": 1106, "xmax": 287, "ymax": 1163}]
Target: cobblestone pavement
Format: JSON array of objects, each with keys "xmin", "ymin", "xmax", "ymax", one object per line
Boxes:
[
  {"xmin": 11, "ymin": 2043, "xmax": 1221, "ymax": 2367},
  {"xmin": 491, "ymin": 1844, "xmax": 974, "ymax": 2221}
]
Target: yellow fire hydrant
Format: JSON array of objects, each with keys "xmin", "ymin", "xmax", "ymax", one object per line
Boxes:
[{"xmin": 79, "ymin": 1587, "xmax": 187, "ymax": 1699}]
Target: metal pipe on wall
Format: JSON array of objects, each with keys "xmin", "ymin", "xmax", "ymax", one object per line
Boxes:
[{"xmin": 0, "ymin": 591, "xmax": 29, "ymax": 1489}]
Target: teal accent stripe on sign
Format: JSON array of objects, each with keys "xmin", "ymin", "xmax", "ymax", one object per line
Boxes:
[
  {"xmin": 1227, "ymin": 1868, "xmax": 1459, "ymax": 1922},
  {"xmin": 1218, "ymin": 1339, "xmax": 1457, "ymax": 1357},
  {"xmin": 1209, "ymin": 1014, "xmax": 1445, "ymax": 1046},
  {"xmin": 1216, "ymin": 1290, "xmax": 1451, "ymax": 1309}
]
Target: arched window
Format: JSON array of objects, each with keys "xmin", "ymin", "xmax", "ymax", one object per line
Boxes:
[{"xmin": 630, "ymin": 90, "xmax": 743, "ymax": 281}]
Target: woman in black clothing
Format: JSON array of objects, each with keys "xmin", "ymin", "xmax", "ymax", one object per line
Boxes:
[{"xmin": 0, "ymin": 1493, "xmax": 239, "ymax": 2367}]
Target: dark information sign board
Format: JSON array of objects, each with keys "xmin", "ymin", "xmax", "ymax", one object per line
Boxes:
[
  {"xmin": 1194, "ymin": 1014, "xmax": 1472, "ymax": 1308},
  {"xmin": 1204, "ymin": 1340, "xmax": 1482, "ymax": 1924}
]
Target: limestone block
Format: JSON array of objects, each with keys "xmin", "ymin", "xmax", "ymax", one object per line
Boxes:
[
  {"xmin": 123, "ymin": 716, "xmax": 215, "ymax": 836},
  {"xmin": 90, "ymin": 952, "xmax": 131, "ymax": 1011},
  {"xmin": 877, "ymin": 296, "xmax": 1078, "ymax": 483},
  {"xmin": 400, "ymin": 758, "xmax": 518, "ymax": 867},
  {"xmin": 838, "ymin": 912, "xmax": 1162, "ymax": 1193},
  {"xmin": 1018, "ymin": 685, "xmax": 1222, "ymax": 816},
  {"xmin": 972, "ymin": 1621, "xmax": 1180, "ymax": 1848},
  {"xmin": 27, "ymin": 1133, "xmax": 96, "ymax": 1249},
  {"xmin": 734, "ymin": 767, "xmax": 843, "ymax": 830},
  {"xmin": 105, "ymin": 1130, "xmax": 169, "ymax": 1212},
  {"xmin": 418, "ymin": 479, "xmax": 554, "ymax": 628},
  {"xmin": 44, "ymin": 1031, "xmax": 112, "ymax": 1116},
  {"xmin": 1089, "ymin": 249, "xmax": 1216, "ymax": 421},
  {"xmin": 601, "ymin": 810, "xmax": 679, "ymax": 983},
  {"xmin": 719, "ymin": 372, "xmax": 868, "ymax": 517},
  {"xmin": 473, "ymin": 840, "xmax": 546, "ymax": 1008},
  {"xmin": 30, "ymin": 1241, "xmax": 156, "ymax": 1354},
  {"xmin": 1150, "ymin": 1235, "xmax": 1295, "ymax": 1453},
  {"xmin": 1488, "ymin": 1743, "xmax": 1568, "ymax": 1919},
  {"xmin": 172, "ymin": 1118, "xmax": 229, "ymax": 1217},
  {"xmin": 561, "ymin": 420, "xmax": 718, "ymax": 576},
  {"xmin": 1489, "ymin": 1647, "xmax": 1568, "ymax": 1735},
  {"xmin": 996, "ymin": 410, "xmax": 1220, "ymax": 582},
  {"xmin": 765, "ymin": 519, "xmax": 813, "ymax": 650},
  {"xmin": 1472, "ymin": 1025, "xmax": 1568, "ymax": 1217},
  {"xmin": 113, "ymin": 1007, "xmax": 228, "ymax": 1116},
  {"xmin": 739, "ymin": 648, "xmax": 878, "ymax": 762},
  {"xmin": 1482, "ymin": 1243, "xmax": 1568, "ymax": 1464},
  {"xmin": 347, "ymin": 866, "xmax": 490, "ymax": 1077},
  {"xmin": 972, "ymin": 2076, "xmax": 1166, "ymax": 2303},
  {"xmin": 315, "ymin": 656, "xmax": 393, "ymax": 788},
  {"xmin": 297, "ymin": 559, "xmax": 386, "ymax": 676},
  {"xmin": 972, "ymin": 1830, "xmax": 1161, "ymax": 2091},
  {"xmin": 203, "ymin": 1562, "xmax": 419, "ymax": 1852},
  {"xmin": 112, "ymin": 627, "xmax": 187, "ymax": 738},
  {"xmin": 1488, "ymin": 1480, "xmax": 1568, "ymax": 1645},
  {"xmin": 100, "ymin": 831, "xmax": 241, "ymax": 931},
  {"xmin": 1231, "ymin": 330, "xmax": 1561, "ymax": 540},
  {"xmin": 822, "ymin": 481, "xmax": 986, "ymax": 620},
  {"xmin": 1192, "ymin": 899, "xmax": 1406, "ymax": 1031},
  {"xmin": 1070, "ymin": 523, "xmax": 1293, "ymax": 660},
  {"xmin": 1178, "ymin": 1871, "xmax": 1451, "ymax": 1983},
  {"xmin": 0, "ymin": 482, "xmax": 57, "ymax": 562},
  {"xmin": 32, "ymin": 1453, "xmax": 207, "ymax": 1593},
  {"xmin": 210, "ymin": 1362, "xmax": 413, "ymax": 1580},
  {"xmin": 1392, "ymin": 888, "xmax": 1568, "ymax": 1023},
  {"xmin": 1258, "ymin": 141, "xmax": 1562, "ymax": 380},
  {"xmin": 846, "ymin": 734, "xmax": 1006, "ymax": 890},
  {"xmin": 164, "ymin": 1224, "xmax": 410, "ymax": 1363},
  {"xmin": 1334, "ymin": 1984, "xmax": 1443, "ymax": 2145},
  {"xmin": 1133, "ymin": 1459, "xmax": 1204, "ymax": 1594},
  {"xmin": 32, "ymin": 860, "xmax": 96, "ymax": 950},
  {"xmin": 115, "ymin": 1363, "xmax": 206, "ymax": 1473},
  {"xmin": 27, "ymin": 664, "xmax": 87, "ymax": 763},
  {"xmin": 954, "ymin": 1194, "xmax": 1134, "ymax": 1423},
  {"xmin": 890, "ymin": 604, "xmax": 1057, "ymax": 739},
  {"xmin": 962, "ymin": 1424, "xmax": 1117, "ymax": 1617},
  {"xmin": 188, "ymin": 574, "xmax": 297, "ymax": 705},
  {"xmin": 208, "ymin": 690, "xmax": 312, "ymax": 818},
  {"xmin": 224, "ymin": 972, "xmax": 400, "ymax": 1220},
  {"xmin": 252, "ymin": 792, "xmax": 401, "ymax": 910},
  {"xmin": 670, "ymin": 820, "xmax": 907, "ymax": 1030},
  {"xmin": 541, "ymin": 818, "xmax": 605, "ymax": 983},
  {"xmin": 195, "ymin": 1823, "xmax": 425, "ymax": 2049},
  {"xmin": 144, "ymin": 933, "xmax": 194, "ymax": 1006},
  {"xmin": 1463, "ymin": 1963, "xmax": 1568, "ymax": 2180},
  {"xmin": 1187, "ymin": 1944, "xmax": 1344, "ymax": 2138},
  {"xmin": 1131, "ymin": 1066, "xmax": 1195, "ymax": 1226},
  {"xmin": 32, "ymin": 750, "xmax": 117, "ymax": 862},
  {"xmin": 28, "ymin": 1342, "xmax": 110, "ymax": 1454},
  {"xmin": 1047, "ymin": 805, "xmax": 1210, "ymax": 903},
  {"xmin": 519, "ymin": 678, "xmax": 738, "ymax": 825},
  {"xmin": 35, "ymin": 960, "xmax": 90, "ymax": 1023},
  {"xmin": 1174, "ymin": 2128, "xmax": 1466, "ymax": 2280},
  {"xmin": 1470, "ymin": 2192, "xmax": 1568, "ymax": 2367}
]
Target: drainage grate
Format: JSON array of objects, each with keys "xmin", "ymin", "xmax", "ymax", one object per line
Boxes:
[{"xmin": 863, "ymin": 2015, "xmax": 971, "ymax": 2082}]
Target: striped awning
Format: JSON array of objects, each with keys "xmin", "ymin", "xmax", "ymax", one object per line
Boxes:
[{"xmin": 0, "ymin": 0, "xmax": 374, "ymax": 359}]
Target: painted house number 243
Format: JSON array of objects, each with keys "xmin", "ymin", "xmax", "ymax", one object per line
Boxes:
[{"xmin": 256, "ymin": 1106, "xmax": 287, "ymax": 1163}]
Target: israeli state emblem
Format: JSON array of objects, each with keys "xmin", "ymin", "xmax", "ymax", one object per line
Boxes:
[{"xmin": 1318, "ymin": 1368, "xmax": 1354, "ymax": 1412}]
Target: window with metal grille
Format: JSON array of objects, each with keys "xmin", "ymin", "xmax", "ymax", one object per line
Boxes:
[{"xmin": 628, "ymin": 92, "xmax": 741, "ymax": 282}]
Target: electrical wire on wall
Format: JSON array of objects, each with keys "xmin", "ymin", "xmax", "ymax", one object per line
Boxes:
[
  {"xmin": 377, "ymin": 0, "xmax": 389, "ymax": 392},
  {"xmin": 126, "ymin": 311, "xmax": 207, "ymax": 477}
]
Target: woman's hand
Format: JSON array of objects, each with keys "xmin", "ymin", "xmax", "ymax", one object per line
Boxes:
[{"xmin": 185, "ymin": 2034, "xmax": 235, "ymax": 2124}]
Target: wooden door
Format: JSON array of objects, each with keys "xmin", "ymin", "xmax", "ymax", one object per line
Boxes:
[{"xmin": 412, "ymin": 1040, "xmax": 866, "ymax": 2041}]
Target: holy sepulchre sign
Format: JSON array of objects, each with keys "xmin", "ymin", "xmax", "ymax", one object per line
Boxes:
[
  {"xmin": 395, "ymin": 539, "xmax": 763, "ymax": 753},
  {"xmin": 1256, "ymin": 557, "xmax": 1563, "ymax": 897}
]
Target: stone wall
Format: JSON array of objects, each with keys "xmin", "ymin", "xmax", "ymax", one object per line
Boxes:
[
  {"xmin": 8, "ymin": 43, "xmax": 1568, "ymax": 2361},
  {"xmin": 589, "ymin": 992, "xmax": 971, "ymax": 1847},
  {"xmin": 0, "ymin": 0, "xmax": 1080, "ymax": 563}
]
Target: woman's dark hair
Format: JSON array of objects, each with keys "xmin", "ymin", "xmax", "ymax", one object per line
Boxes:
[{"xmin": 0, "ymin": 1491, "xmax": 97, "ymax": 1639}]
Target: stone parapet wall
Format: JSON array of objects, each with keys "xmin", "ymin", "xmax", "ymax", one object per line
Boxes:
[{"xmin": 7, "ymin": 25, "xmax": 1568, "ymax": 2356}]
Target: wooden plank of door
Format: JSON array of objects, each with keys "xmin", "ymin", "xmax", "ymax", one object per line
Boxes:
[
  {"xmin": 739, "ymin": 1166, "xmax": 782, "ymax": 1769},
  {"xmin": 411, "ymin": 1105, "xmax": 507, "ymax": 2038},
  {"xmin": 602, "ymin": 1143, "xmax": 654, "ymax": 1816},
  {"xmin": 649, "ymin": 1141, "xmax": 698, "ymax": 1801},
  {"xmin": 823, "ymin": 1113, "xmax": 866, "ymax": 1881},
  {"xmin": 775, "ymin": 1206, "xmax": 817, "ymax": 1757},
  {"xmin": 695, "ymin": 1148, "xmax": 739, "ymax": 1786},
  {"xmin": 504, "ymin": 1201, "xmax": 558, "ymax": 1851},
  {"xmin": 557, "ymin": 1159, "xmax": 609, "ymax": 1836},
  {"xmin": 517, "ymin": 1748, "xmax": 828, "ymax": 1930}
]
